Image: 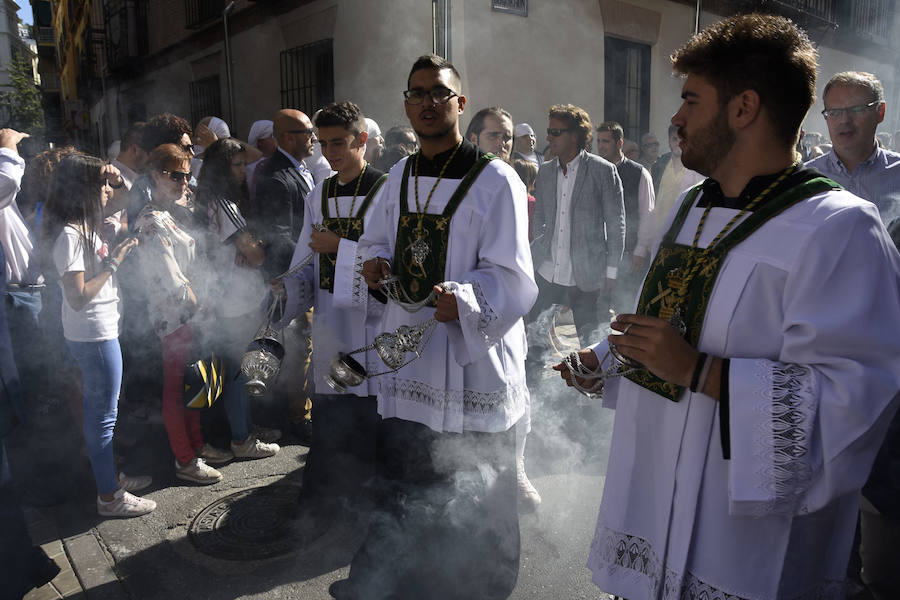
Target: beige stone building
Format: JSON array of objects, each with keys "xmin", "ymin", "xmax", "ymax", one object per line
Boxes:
[{"xmin": 47, "ymin": 0, "xmax": 900, "ymax": 154}]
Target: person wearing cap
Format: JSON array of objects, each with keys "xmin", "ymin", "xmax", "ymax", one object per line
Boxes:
[
  {"xmin": 246, "ymin": 119, "xmax": 276, "ymax": 204},
  {"xmin": 513, "ymin": 122, "xmax": 543, "ymax": 168},
  {"xmin": 363, "ymin": 117, "xmax": 385, "ymax": 166}
]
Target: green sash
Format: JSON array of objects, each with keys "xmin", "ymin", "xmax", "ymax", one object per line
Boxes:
[
  {"xmin": 319, "ymin": 173, "xmax": 388, "ymax": 291},
  {"xmin": 625, "ymin": 175, "xmax": 841, "ymax": 401},
  {"xmin": 392, "ymin": 154, "xmax": 495, "ymax": 305}
]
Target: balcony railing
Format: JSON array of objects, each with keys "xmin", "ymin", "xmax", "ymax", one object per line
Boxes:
[
  {"xmin": 849, "ymin": 0, "xmax": 893, "ymax": 44},
  {"xmin": 36, "ymin": 26, "xmax": 55, "ymax": 44},
  {"xmin": 185, "ymin": 0, "xmax": 223, "ymax": 29},
  {"xmin": 103, "ymin": 0, "xmax": 148, "ymax": 72}
]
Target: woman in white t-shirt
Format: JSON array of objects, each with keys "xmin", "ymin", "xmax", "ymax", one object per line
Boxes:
[{"xmin": 41, "ymin": 154, "xmax": 156, "ymax": 518}]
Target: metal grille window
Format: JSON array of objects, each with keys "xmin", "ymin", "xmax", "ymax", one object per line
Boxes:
[
  {"xmin": 185, "ymin": 0, "xmax": 223, "ymax": 29},
  {"xmin": 491, "ymin": 0, "xmax": 527, "ymax": 16},
  {"xmin": 604, "ymin": 36, "xmax": 651, "ymax": 145},
  {"xmin": 279, "ymin": 40, "xmax": 334, "ymax": 114},
  {"xmin": 190, "ymin": 76, "xmax": 222, "ymax": 129}
]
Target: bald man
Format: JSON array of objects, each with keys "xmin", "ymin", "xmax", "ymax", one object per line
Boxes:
[{"xmin": 252, "ymin": 109, "xmax": 316, "ymax": 278}]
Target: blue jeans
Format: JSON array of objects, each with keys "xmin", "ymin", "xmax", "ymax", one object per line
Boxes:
[{"xmin": 67, "ymin": 338, "xmax": 122, "ymax": 495}]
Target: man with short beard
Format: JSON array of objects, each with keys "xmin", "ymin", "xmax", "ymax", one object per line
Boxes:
[
  {"xmin": 555, "ymin": 14, "xmax": 900, "ymax": 599},
  {"xmin": 331, "ymin": 54, "xmax": 536, "ymax": 600}
]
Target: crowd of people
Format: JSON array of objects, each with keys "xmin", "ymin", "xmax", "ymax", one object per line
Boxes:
[{"xmin": 2, "ymin": 11, "xmax": 900, "ymax": 600}]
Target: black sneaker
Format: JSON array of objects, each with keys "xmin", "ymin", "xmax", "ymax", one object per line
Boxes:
[{"xmin": 290, "ymin": 419, "xmax": 313, "ymax": 446}]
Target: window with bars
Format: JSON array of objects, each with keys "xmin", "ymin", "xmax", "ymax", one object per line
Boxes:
[
  {"xmin": 604, "ymin": 36, "xmax": 651, "ymax": 146},
  {"xmin": 189, "ymin": 76, "xmax": 222, "ymax": 129},
  {"xmin": 279, "ymin": 39, "xmax": 334, "ymax": 115},
  {"xmin": 185, "ymin": 0, "xmax": 223, "ymax": 29}
]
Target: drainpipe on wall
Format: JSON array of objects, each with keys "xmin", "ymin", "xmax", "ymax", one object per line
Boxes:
[
  {"xmin": 223, "ymin": 1, "xmax": 236, "ymax": 129},
  {"xmin": 694, "ymin": 0, "xmax": 702, "ymax": 35}
]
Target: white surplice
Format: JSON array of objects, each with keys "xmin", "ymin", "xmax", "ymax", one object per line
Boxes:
[
  {"xmin": 280, "ymin": 179, "xmax": 386, "ymax": 397},
  {"xmin": 587, "ymin": 187, "xmax": 900, "ymax": 599},
  {"xmin": 355, "ymin": 156, "xmax": 538, "ymax": 433}
]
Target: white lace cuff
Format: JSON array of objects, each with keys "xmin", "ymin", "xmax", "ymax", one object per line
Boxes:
[
  {"xmin": 332, "ymin": 238, "xmax": 367, "ymax": 311},
  {"xmin": 444, "ymin": 279, "xmax": 503, "ymax": 365},
  {"xmin": 728, "ymin": 358, "xmax": 818, "ymax": 516}
]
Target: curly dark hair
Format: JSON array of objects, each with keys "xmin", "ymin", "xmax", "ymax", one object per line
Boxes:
[
  {"xmin": 196, "ymin": 138, "xmax": 249, "ymax": 230},
  {"xmin": 141, "ymin": 113, "xmax": 192, "ymax": 153},
  {"xmin": 671, "ymin": 13, "xmax": 818, "ymax": 147},
  {"xmin": 548, "ymin": 104, "xmax": 593, "ymax": 152}
]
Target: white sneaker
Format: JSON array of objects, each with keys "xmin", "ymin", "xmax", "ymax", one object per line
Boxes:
[
  {"xmin": 175, "ymin": 457, "xmax": 223, "ymax": 485},
  {"xmin": 97, "ymin": 488, "xmax": 156, "ymax": 518},
  {"xmin": 117, "ymin": 472, "xmax": 152, "ymax": 492},
  {"xmin": 517, "ymin": 463, "xmax": 541, "ymax": 513},
  {"xmin": 231, "ymin": 436, "xmax": 280, "ymax": 459},
  {"xmin": 197, "ymin": 443, "xmax": 234, "ymax": 465}
]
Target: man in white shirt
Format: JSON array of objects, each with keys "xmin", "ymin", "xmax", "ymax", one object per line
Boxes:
[
  {"xmin": 0, "ymin": 129, "xmax": 44, "ymax": 411},
  {"xmin": 530, "ymin": 104, "xmax": 625, "ymax": 349}
]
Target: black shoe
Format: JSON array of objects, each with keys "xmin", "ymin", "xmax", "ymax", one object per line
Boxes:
[
  {"xmin": 328, "ymin": 578, "xmax": 353, "ymax": 599},
  {"xmin": 291, "ymin": 419, "xmax": 313, "ymax": 446},
  {"xmin": 29, "ymin": 546, "xmax": 61, "ymax": 590}
]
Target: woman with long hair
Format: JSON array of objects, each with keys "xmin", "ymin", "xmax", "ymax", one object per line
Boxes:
[
  {"xmin": 42, "ymin": 154, "xmax": 155, "ymax": 518},
  {"xmin": 195, "ymin": 137, "xmax": 280, "ymax": 458},
  {"xmin": 133, "ymin": 143, "xmax": 233, "ymax": 484}
]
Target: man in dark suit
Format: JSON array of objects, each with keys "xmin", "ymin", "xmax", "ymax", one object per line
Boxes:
[
  {"xmin": 252, "ymin": 109, "xmax": 316, "ymax": 445},
  {"xmin": 530, "ymin": 104, "xmax": 625, "ymax": 349},
  {"xmin": 253, "ymin": 109, "xmax": 316, "ymax": 279}
]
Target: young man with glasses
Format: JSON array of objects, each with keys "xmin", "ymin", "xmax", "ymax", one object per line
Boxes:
[
  {"xmin": 464, "ymin": 106, "xmax": 514, "ymax": 162},
  {"xmin": 331, "ymin": 54, "xmax": 537, "ymax": 600},
  {"xmin": 806, "ymin": 71, "xmax": 900, "ymax": 220},
  {"xmin": 556, "ymin": 15, "xmax": 900, "ymax": 599}
]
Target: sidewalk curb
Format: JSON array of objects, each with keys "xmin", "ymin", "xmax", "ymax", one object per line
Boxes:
[{"xmin": 63, "ymin": 530, "xmax": 130, "ymax": 599}]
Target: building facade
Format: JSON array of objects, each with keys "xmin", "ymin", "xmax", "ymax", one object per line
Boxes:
[{"xmin": 45, "ymin": 0, "xmax": 900, "ymax": 154}]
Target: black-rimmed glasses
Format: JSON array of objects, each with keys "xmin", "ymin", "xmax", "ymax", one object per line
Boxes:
[
  {"xmin": 403, "ymin": 87, "xmax": 458, "ymax": 105},
  {"xmin": 822, "ymin": 100, "xmax": 880, "ymax": 120}
]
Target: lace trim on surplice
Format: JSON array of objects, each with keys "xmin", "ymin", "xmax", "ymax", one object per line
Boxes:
[
  {"xmin": 380, "ymin": 376, "xmax": 527, "ymax": 415},
  {"xmin": 350, "ymin": 244, "xmax": 368, "ymax": 309},
  {"xmin": 590, "ymin": 523, "xmax": 844, "ymax": 600},
  {"xmin": 751, "ymin": 360, "xmax": 817, "ymax": 515},
  {"xmin": 457, "ymin": 279, "xmax": 502, "ymax": 348}
]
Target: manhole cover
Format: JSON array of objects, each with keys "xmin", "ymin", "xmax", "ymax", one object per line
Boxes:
[{"xmin": 189, "ymin": 484, "xmax": 319, "ymax": 560}]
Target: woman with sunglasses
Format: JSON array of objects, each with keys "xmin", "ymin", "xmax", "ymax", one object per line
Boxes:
[
  {"xmin": 133, "ymin": 144, "xmax": 233, "ymax": 485},
  {"xmin": 41, "ymin": 154, "xmax": 156, "ymax": 517},
  {"xmin": 195, "ymin": 138, "xmax": 280, "ymax": 459}
]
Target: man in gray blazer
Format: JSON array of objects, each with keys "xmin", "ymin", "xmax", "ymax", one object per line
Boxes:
[{"xmin": 529, "ymin": 104, "xmax": 625, "ymax": 353}]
